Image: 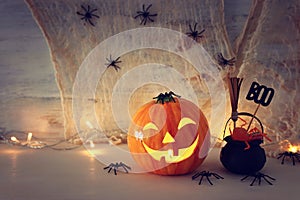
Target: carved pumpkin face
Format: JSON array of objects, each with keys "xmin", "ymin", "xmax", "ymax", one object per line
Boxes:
[{"xmin": 127, "ymin": 97, "xmax": 210, "ymax": 175}]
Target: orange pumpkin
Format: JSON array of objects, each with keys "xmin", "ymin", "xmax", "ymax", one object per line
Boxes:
[{"xmin": 127, "ymin": 93, "xmax": 210, "ymax": 175}]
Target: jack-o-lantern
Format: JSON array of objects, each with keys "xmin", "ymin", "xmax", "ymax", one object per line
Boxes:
[{"xmin": 127, "ymin": 92, "xmax": 210, "ymax": 175}]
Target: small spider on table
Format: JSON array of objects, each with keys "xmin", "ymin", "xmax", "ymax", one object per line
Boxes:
[
  {"xmin": 217, "ymin": 53, "xmax": 235, "ymax": 68},
  {"xmin": 76, "ymin": 5, "xmax": 99, "ymax": 26},
  {"xmin": 192, "ymin": 170, "xmax": 224, "ymax": 185},
  {"xmin": 105, "ymin": 55, "xmax": 122, "ymax": 71},
  {"xmin": 103, "ymin": 162, "xmax": 131, "ymax": 175},
  {"xmin": 186, "ymin": 23, "xmax": 205, "ymax": 42},
  {"xmin": 134, "ymin": 4, "xmax": 157, "ymax": 25},
  {"xmin": 241, "ymin": 172, "xmax": 275, "ymax": 186},
  {"xmin": 277, "ymin": 151, "xmax": 300, "ymax": 165}
]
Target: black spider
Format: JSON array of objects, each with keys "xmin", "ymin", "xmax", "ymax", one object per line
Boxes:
[
  {"xmin": 103, "ymin": 162, "xmax": 131, "ymax": 175},
  {"xmin": 153, "ymin": 91, "xmax": 181, "ymax": 104},
  {"xmin": 217, "ymin": 53, "xmax": 236, "ymax": 68},
  {"xmin": 76, "ymin": 5, "xmax": 99, "ymax": 26},
  {"xmin": 277, "ymin": 151, "xmax": 300, "ymax": 165},
  {"xmin": 134, "ymin": 4, "xmax": 157, "ymax": 25},
  {"xmin": 105, "ymin": 55, "xmax": 122, "ymax": 71},
  {"xmin": 186, "ymin": 23, "xmax": 205, "ymax": 41},
  {"xmin": 192, "ymin": 170, "xmax": 224, "ymax": 185},
  {"xmin": 241, "ymin": 172, "xmax": 275, "ymax": 186}
]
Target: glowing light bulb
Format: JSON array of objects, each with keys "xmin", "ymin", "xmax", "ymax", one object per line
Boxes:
[
  {"xmin": 11, "ymin": 136, "xmax": 20, "ymax": 143},
  {"xmin": 289, "ymin": 145, "xmax": 298, "ymax": 153},
  {"xmin": 27, "ymin": 132, "xmax": 33, "ymax": 142},
  {"xmin": 89, "ymin": 140, "xmax": 95, "ymax": 148}
]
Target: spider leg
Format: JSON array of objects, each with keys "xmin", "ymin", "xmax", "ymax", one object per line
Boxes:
[
  {"xmin": 241, "ymin": 175, "xmax": 249, "ymax": 181},
  {"xmin": 114, "ymin": 168, "xmax": 117, "ymax": 175},
  {"xmin": 228, "ymin": 57, "xmax": 236, "ymax": 62},
  {"xmin": 81, "ymin": 5, "xmax": 87, "ymax": 12},
  {"xmin": 250, "ymin": 176, "xmax": 258, "ymax": 186},
  {"xmin": 199, "ymin": 29, "xmax": 205, "ymax": 35},
  {"xmin": 141, "ymin": 17, "xmax": 147, "ymax": 25},
  {"xmin": 263, "ymin": 174, "xmax": 276, "ymax": 181},
  {"xmin": 262, "ymin": 176, "xmax": 273, "ymax": 185},
  {"xmin": 281, "ymin": 155, "xmax": 286, "ymax": 164},
  {"xmin": 206, "ymin": 176, "xmax": 213, "ymax": 185},
  {"xmin": 146, "ymin": 4, "xmax": 152, "ymax": 11},
  {"xmin": 192, "ymin": 172, "xmax": 201, "ymax": 180},
  {"xmin": 212, "ymin": 173, "xmax": 224, "ymax": 180},
  {"xmin": 103, "ymin": 163, "xmax": 113, "ymax": 170},
  {"xmin": 77, "ymin": 12, "xmax": 84, "ymax": 16},
  {"xmin": 188, "ymin": 24, "xmax": 193, "ymax": 32},
  {"xmin": 91, "ymin": 14, "xmax": 100, "ymax": 18},
  {"xmin": 113, "ymin": 65, "xmax": 120, "ymax": 71},
  {"xmin": 81, "ymin": 16, "xmax": 86, "ymax": 20},
  {"xmin": 121, "ymin": 162, "xmax": 131, "ymax": 171},
  {"xmin": 148, "ymin": 17, "xmax": 155, "ymax": 22},
  {"xmin": 149, "ymin": 13, "xmax": 158, "ymax": 17},
  {"xmin": 90, "ymin": 8, "xmax": 98, "ymax": 13},
  {"xmin": 134, "ymin": 13, "xmax": 142, "ymax": 19},
  {"xmin": 292, "ymin": 155, "xmax": 295, "ymax": 165},
  {"xmin": 193, "ymin": 23, "xmax": 197, "ymax": 32},
  {"xmin": 115, "ymin": 56, "xmax": 121, "ymax": 61},
  {"xmin": 121, "ymin": 165, "xmax": 129, "ymax": 173},
  {"xmin": 170, "ymin": 96, "xmax": 176, "ymax": 103},
  {"xmin": 88, "ymin": 19, "xmax": 95, "ymax": 26},
  {"xmin": 218, "ymin": 53, "xmax": 224, "ymax": 60},
  {"xmin": 87, "ymin": 5, "xmax": 91, "ymax": 12},
  {"xmin": 198, "ymin": 175, "xmax": 204, "ymax": 185},
  {"xmin": 277, "ymin": 153, "xmax": 283, "ymax": 159}
]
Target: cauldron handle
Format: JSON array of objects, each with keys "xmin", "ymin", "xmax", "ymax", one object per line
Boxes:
[{"xmin": 223, "ymin": 112, "xmax": 264, "ymax": 140}]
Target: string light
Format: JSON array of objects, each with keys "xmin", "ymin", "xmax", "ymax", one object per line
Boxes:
[
  {"xmin": 89, "ymin": 140, "xmax": 95, "ymax": 148},
  {"xmin": 27, "ymin": 132, "xmax": 33, "ymax": 143},
  {"xmin": 10, "ymin": 136, "xmax": 20, "ymax": 143},
  {"xmin": 0, "ymin": 126, "xmax": 126, "ymax": 151}
]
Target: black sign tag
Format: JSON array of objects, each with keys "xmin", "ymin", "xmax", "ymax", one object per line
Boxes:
[{"xmin": 246, "ymin": 81, "xmax": 275, "ymax": 106}]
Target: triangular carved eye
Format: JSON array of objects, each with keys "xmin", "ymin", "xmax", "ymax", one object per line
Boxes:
[
  {"xmin": 143, "ymin": 122, "xmax": 159, "ymax": 131},
  {"xmin": 162, "ymin": 132, "xmax": 175, "ymax": 144},
  {"xmin": 177, "ymin": 117, "xmax": 196, "ymax": 130}
]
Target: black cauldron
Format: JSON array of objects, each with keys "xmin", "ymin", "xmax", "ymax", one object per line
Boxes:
[{"xmin": 220, "ymin": 112, "xmax": 267, "ymax": 175}]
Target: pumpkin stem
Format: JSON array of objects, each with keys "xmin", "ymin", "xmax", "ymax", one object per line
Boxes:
[{"xmin": 153, "ymin": 91, "xmax": 181, "ymax": 104}]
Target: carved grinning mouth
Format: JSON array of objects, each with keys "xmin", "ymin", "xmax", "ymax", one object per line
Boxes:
[{"xmin": 142, "ymin": 134, "xmax": 199, "ymax": 163}]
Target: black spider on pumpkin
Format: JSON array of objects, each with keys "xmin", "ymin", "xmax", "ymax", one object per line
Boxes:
[
  {"xmin": 192, "ymin": 170, "xmax": 224, "ymax": 185},
  {"xmin": 241, "ymin": 172, "xmax": 275, "ymax": 186},
  {"xmin": 105, "ymin": 55, "xmax": 122, "ymax": 71},
  {"xmin": 103, "ymin": 162, "xmax": 131, "ymax": 175},
  {"xmin": 217, "ymin": 53, "xmax": 236, "ymax": 68},
  {"xmin": 186, "ymin": 23, "xmax": 205, "ymax": 41},
  {"xmin": 76, "ymin": 5, "xmax": 99, "ymax": 26},
  {"xmin": 134, "ymin": 4, "xmax": 157, "ymax": 25},
  {"xmin": 153, "ymin": 91, "xmax": 181, "ymax": 104}
]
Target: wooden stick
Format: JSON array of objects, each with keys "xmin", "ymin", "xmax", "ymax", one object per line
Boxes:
[{"xmin": 246, "ymin": 104, "xmax": 261, "ymax": 131}]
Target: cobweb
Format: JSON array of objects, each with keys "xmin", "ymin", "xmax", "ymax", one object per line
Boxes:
[{"xmin": 25, "ymin": 0, "xmax": 300, "ymax": 157}]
